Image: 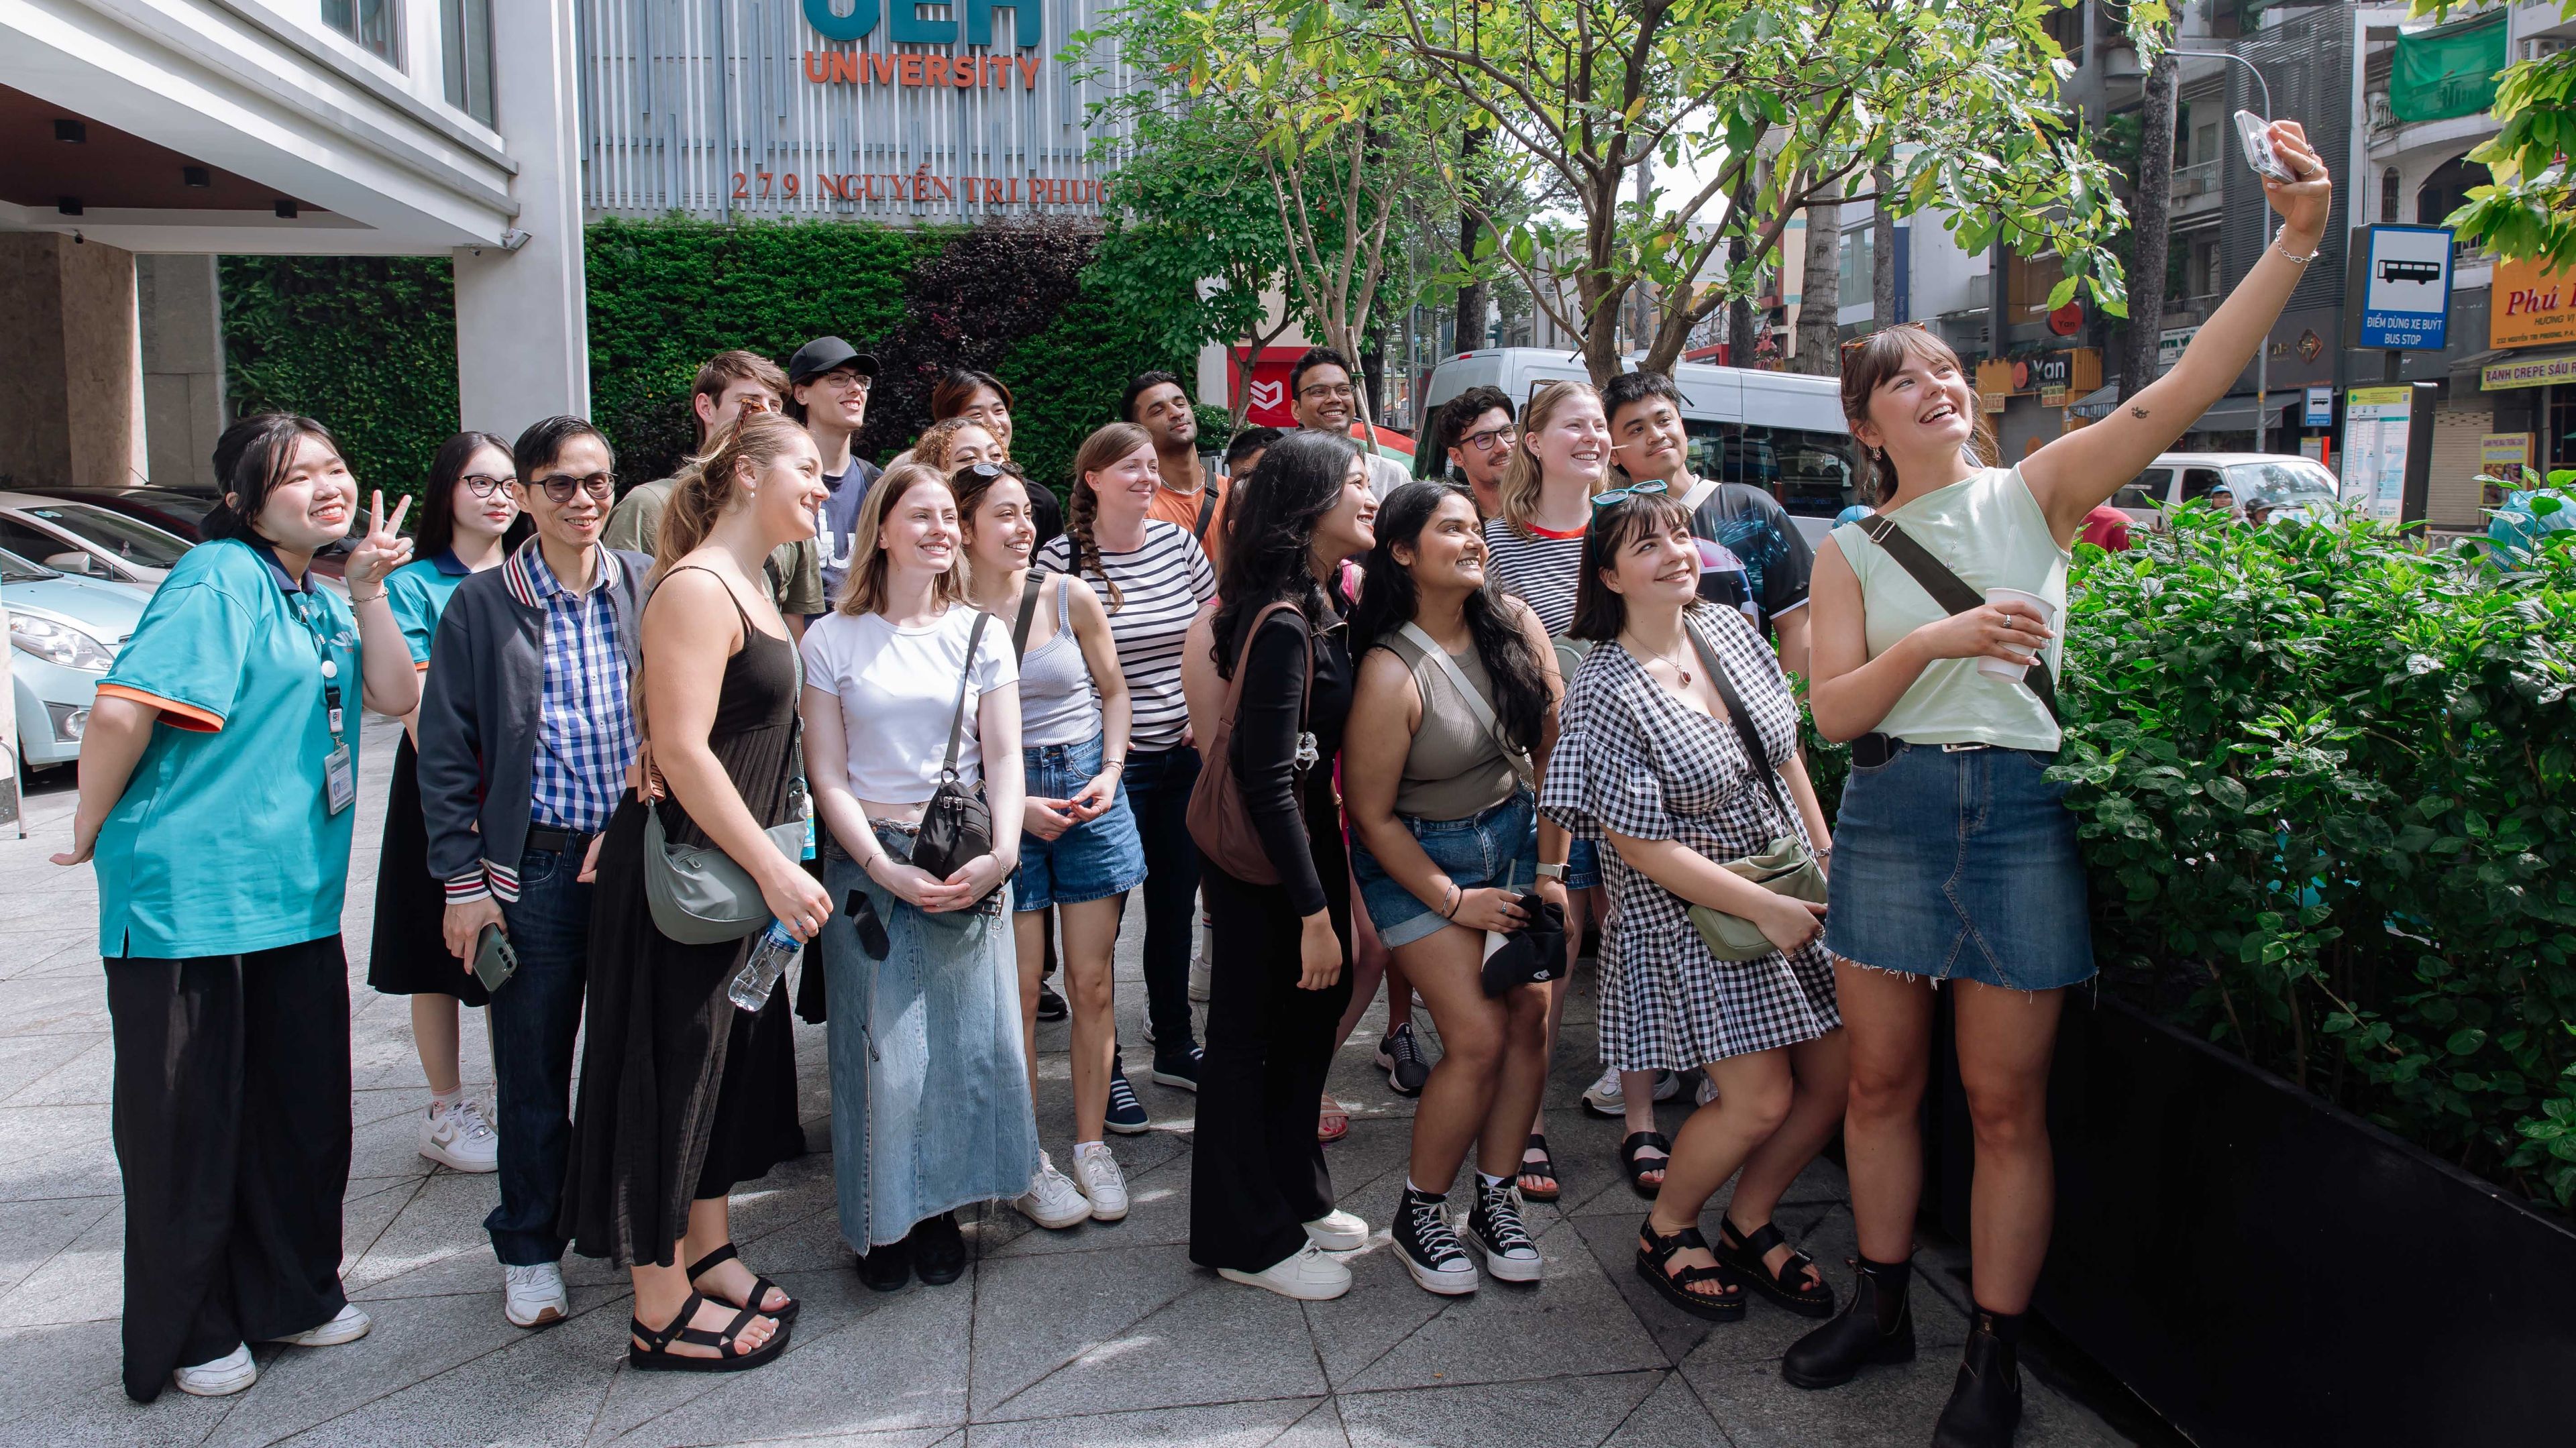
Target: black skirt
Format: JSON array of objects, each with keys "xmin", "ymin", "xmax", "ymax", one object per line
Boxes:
[{"xmin": 367, "ymin": 735, "xmax": 488, "ymax": 1007}]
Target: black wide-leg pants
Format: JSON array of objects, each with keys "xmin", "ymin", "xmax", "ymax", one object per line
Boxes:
[{"xmin": 107, "ymin": 936, "xmax": 352, "ymax": 1401}]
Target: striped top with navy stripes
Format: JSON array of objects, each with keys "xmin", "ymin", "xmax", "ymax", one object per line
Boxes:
[
  {"xmin": 1036, "ymin": 520, "xmax": 1216, "ymax": 751},
  {"xmin": 1481, "ymin": 518, "xmax": 1588, "ymax": 637}
]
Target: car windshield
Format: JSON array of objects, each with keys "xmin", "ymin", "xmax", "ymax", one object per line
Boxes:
[
  {"xmin": 0, "ymin": 545, "xmax": 62, "ymax": 584},
  {"xmin": 2224, "ymin": 461, "xmax": 2339, "ymax": 510},
  {"xmin": 20, "ymin": 502, "xmax": 191, "ymax": 568}
]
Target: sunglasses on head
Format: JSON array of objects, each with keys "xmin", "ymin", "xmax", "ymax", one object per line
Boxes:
[{"xmin": 1591, "ymin": 478, "xmax": 1670, "ymax": 509}]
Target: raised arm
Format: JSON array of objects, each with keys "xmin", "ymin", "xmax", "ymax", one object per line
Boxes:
[{"xmin": 2021, "ymin": 119, "xmax": 2334, "ymax": 540}]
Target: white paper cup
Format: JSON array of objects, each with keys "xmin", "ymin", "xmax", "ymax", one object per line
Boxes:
[{"xmin": 1977, "ymin": 587, "xmax": 2056, "ymax": 681}]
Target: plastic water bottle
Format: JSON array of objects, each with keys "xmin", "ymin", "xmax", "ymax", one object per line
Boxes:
[{"xmin": 728, "ymin": 921, "xmax": 802, "ymax": 1011}]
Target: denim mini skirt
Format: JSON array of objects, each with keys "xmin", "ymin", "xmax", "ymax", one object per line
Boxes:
[
  {"xmin": 1012, "ymin": 732, "xmax": 1147, "ymax": 912},
  {"xmin": 1823, "ymin": 741, "xmax": 2094, "ymax": 991},
  {"xmin": 1350, "ymin": 791, "xmax": 1540, "ymax": 949}
]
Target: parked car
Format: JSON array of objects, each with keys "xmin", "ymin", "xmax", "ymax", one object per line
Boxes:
[
  {"xmin": 2113, "ymin": 453, "xmax": 2342, "ymax": 529},
  {"xmin": 0, "ymin": 491, "xmax": 193, "ymax": 587},
  {"xmin": 1415, "ymin": 347, "xmax": 1858, "ymax": 543},
  {"xmin": 15, "ymin": 485, "xmax": 215, "ymax": 543},
  {"xmin": 3, "ymin": 545, "xmax": 150, "ymax": 769}
]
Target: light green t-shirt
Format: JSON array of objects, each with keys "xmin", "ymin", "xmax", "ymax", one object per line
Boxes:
[{"xmin": 1831, "ymin": 465, "xmax": 2068, "ymax": 753}]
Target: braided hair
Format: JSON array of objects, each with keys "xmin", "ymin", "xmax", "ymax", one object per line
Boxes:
[{"xmin": 1065, "ymin": 421, "xmax": 1152, "ymax": 612}]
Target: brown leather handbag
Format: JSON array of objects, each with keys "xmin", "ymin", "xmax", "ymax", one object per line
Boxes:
[{"xmin": 1187, "ymin": 600, "xmax": 1314, "ymax": 885}]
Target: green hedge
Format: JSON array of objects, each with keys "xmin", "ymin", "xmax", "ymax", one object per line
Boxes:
[
  {"xmin": 218, "ymin": 256, "xmax": 463, "ymax": 500},
  {"xmin": 2053, "ymin": 508, "xmax": 2576, "ymax": 1209}
]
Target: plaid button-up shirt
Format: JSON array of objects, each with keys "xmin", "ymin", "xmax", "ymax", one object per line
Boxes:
[{"xmin": 517, "ymin": 545, "xmax": 639, "ymax": 834}]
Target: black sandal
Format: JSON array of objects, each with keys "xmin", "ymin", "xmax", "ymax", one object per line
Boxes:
[
  {"xmin": 687, "ymin": 1242, "xmax": 799, "ymax": 1326},
  {"xmin": 1516, "ymin": 1133, "xmax": 1561, "ymax": 1202},
  {"xmin": 1633, "ymin": 1219, "xmax": 1744, "ymax": 1321},
  {"xmin": 1619, "ymin": 1131, "xmax": 1672, "ymax": 1199},
  {"xmin": 627, "ymin": 1290, "xmax": 789, "ymax": 1373},
  {"xmin": 1713, "ymin": 1215, "xmax": 1837, "ymax": 1319}
]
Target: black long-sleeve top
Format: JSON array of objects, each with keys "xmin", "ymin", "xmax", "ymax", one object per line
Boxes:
[{"xmin": 1224, "ymin": 600, "xmax": 1354, "ymax": 917}]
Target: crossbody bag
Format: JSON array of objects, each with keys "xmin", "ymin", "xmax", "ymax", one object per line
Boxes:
[
  {"xmin": 1187, "ymin": 600, "xmax": 1315, "ymax": 884},
  {"xmin": 910, "ymin": 612, "xmax": 997, "ymax": 883},
  {"xmin": 1678, "ymin": 619, "xmax": 1827, "ymax": 962}
]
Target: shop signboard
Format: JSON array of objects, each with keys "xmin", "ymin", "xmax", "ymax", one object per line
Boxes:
[
  {"xmin": 2342, "ymin": 386, "xmax": 2414, "ymax": 522},
  {"xmin": 2480, "ymin": 353, "xmax": 2576, "ymax": 390},
  {"xmin": 2491, "ymin": 256, "xmax": 2576, "ymax": 350},
  {"xmin": 2157, "ymin": 325, "xmax": 2198, "ymax": 376},
  {"xmin": 2480, "ymin": 432, "xmax": 2535, "ymax": 478},
  {"xmin": 2350, "ymin": 226, "xmax": 2455, "ymax": 351}
]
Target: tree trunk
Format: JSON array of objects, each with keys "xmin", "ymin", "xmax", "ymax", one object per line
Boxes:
[
  {"xmin": 2124, "ymin": 49, "xmax": 2179, "ymax": 400},
  {"xmin": 1454, "ymin": 127, "xmax": 1491, "ymax": 354},
  {"xmin": 1872, "ymin": 164, "xmax": 1898, "ymax": 329},
  {"xmin": 1726, "ymin": 179, "xmax": 1758, "ymax": 366},
  {"xmin": 1794, "ymin": 175, "xmax": 1841, "ymax": 375}
]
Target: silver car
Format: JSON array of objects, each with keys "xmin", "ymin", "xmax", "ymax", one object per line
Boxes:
[
  {"xmin": 4, "ymin": 545, "xmax": 151, "ymax": 769},
  {"xmin": 0, "ymin": 491, "xmax": 193, "ymax": 587}
]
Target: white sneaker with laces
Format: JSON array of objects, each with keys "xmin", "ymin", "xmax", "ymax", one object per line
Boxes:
[
  {"xmin": 1218, "ymin": 1241, "xmax": 1352, "ymax": 1300},
  {"xmin": 172, "ymin": 1343, "xmax": 256, "ymax": 1397},
  {"xmin": 1301, "ymin": 1207, "xmax": 1368, "ymax": 1252},
  {"xmin": 419, "ymin": 1099, "xmax": 500, "ymax": 1172},
  {"xmin": 1072, "ymin": 1142, "xmax": 1128, "ymax": 1221},
  {"xmin": 503, "ymin": 1262, "xmax": 569, "ymax": 1327},
  {"xmin": 270, "ymin": 1303, "xmax": 371, "ymax": 1347},
  {"xmin": 1016, "ymin": 1152, "xmax": 1091, "ymax": 1229},
  {"xmin": 1580, "ymin": 1065, "xmax": 1626, "ymax": 1117}
]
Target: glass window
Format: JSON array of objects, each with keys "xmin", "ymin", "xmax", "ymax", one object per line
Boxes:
[
  {"xmin": 2225, "ymin": 461, "xmax": 2339, "ymax": 510},
  {"xmin": 0, "ymin": 519, "xmax": 70, "ymax": 566},
  {"xmin": 1688, "ymin": 421, "xmax": 1856, "ymax": 519},
  {"xmin": 441, "ymin": 0, "xmax": 494, "ymax": 125},
  {"xmin": 1839, "ymin": 225, "xmax": 1873, "ymax": 302},
  {"xmin": 323, "ymin": 0, "xmax": 400, "ymax": 66},
  {"xmin": 2116, "ymin": 467, "xmax": 2170, "ymax": 508},
  {"xmin": 2180, "ymin": 467, "xmax": 2227, "ymax": 502},
  {"xmin": 0, "ymin": 546, "xmax": 60, "ymax": 584},
  {"xmin": 19, "ymin": 504, "xmax": 192, "ymax": 569}
]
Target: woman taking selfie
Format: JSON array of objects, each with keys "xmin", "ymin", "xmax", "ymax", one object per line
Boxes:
[
  {"xmin": 372, "ymin": 430, "xmax": 522, "ymax": 1176},
  {"xmin": 956, "ymin": 461, "xmax": 1141, "ymax": 1228},
  {"xmin": 1189, "ymin": 430, "xmax": 1378, "ymax": 1302},
  {"xmin": 1785, "ymin": 120, "xmax": 2333, "ymax": 1448},
  {"xmin": 58, "ymin": 413, "xmax": 416, "ymax": 1400},
  {"xmin": 1540, "ymin": 488, "xmax": 1845, "ymax": 1331},
  {"xmin": 1344, "ymin": 481, "xmax": 1564, "ymax": 1294},
  {"xmin": 561, "ymin": 412, "xmax": 830, "ymax": 1373},
  {"xmin": 805, "ymin": 463, "xmax": 1035, "ymax": 1289}
]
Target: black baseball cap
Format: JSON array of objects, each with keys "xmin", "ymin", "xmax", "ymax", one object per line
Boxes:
[{"xmin": 786, "ymin": 336, "xmax": 879, "ymax": 385}]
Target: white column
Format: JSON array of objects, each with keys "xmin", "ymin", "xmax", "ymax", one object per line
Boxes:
[{"xmin": 453, "ymin": 0, "xmax": 589, "ymax": 440}]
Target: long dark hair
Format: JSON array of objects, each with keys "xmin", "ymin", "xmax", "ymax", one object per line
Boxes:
[
  {"xmin": 204, "ymin": 413, "xmax": 342, "ymax": 541},
  {"xmin": 1352, "ymin": 481, "xmax": 1552, "ymax": 753},
  {"xmin": 413, "ymin": 431, "xmax": 525, "ymax": 562},
  {"xmin": 1212, "ymin": 429, "xmax": 1356, "ymax": 680}
]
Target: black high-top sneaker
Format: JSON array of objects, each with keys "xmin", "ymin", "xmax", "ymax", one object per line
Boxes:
[
  {"xmin": 1391, "ymin": 1186, "xmax": 1477, "ymax": 1296},
  {"xmin": 1465, "ymin": 1178, "xmax": 1543, "ymax": 1284}
]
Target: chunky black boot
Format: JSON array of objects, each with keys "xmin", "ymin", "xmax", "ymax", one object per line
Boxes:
[
  {"xmin": 1780, "ymin": 1256, "xmax": 1916, "ymax": 1389},
  {"xmin": 1931, "ymin": 1308, "xmax": 2024, "ymax": 1448}
]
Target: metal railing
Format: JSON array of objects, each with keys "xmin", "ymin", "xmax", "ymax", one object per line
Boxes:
[{"xmin": 2171, "ymin": 159, "xmax": 2221, "ymax": 197}]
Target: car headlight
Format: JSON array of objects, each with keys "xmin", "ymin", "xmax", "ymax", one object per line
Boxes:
[{"xmin": 9, "ymin": 613, "xmax": 115, "ymax": 671}]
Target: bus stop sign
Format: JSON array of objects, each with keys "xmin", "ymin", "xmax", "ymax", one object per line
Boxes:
[{"xmin": 2351, "ymin": 225, "xmax": 2454, "ymax": 350}]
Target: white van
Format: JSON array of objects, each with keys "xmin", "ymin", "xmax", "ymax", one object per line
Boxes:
[{"xmin": 1414, "ymin": 348, "xmax": 1858, "ymax": 543}]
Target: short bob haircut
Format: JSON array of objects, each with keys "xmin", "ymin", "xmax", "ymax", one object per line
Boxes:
[
  {"xmin": 204, "ymin": 412, "xmax": 347, "ymax": 542},
  {"xmin": 1566, "ymin": 489, "xmax": 1697, "ymax": 643}
]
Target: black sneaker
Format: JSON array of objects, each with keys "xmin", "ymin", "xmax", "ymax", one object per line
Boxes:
[
  {"xmin": 1374, "ymin": 1022, "xmax": 1433, "ymax": 1097},
  {"xmin": 1105, "ymin": 1052, "xmax": 1150, "ymax": 1135},
  {"xmin": 1467, "ymin": 1178, "xmax": 1543, "ymax": 1284},
  {"xmin": 1391, "ymin": 1186, "xmax": 1477, "ymax": 1295},
  {"xmin": 1148, "ymin": 1044, "xmax": 1203, "ymax": 1092},
  {"xmin": 1036, "ymin": 983, "xmax": 1068, "ymax": 1021},
  {"xmin": 910, "ymin": 1211, "xmax": 966, "ymax": 1286}
]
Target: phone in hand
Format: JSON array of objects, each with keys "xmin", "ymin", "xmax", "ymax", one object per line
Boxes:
[
  {"xmin": 2234, "ymin": 109, "xmax": 2293, "ymax": 184},
  {"xmin": 472, "ymin": 922, "xmax": 519, "ymax": 993}
]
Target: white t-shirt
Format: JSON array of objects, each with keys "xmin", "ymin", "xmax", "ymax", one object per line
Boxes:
[{"xmin": 800, "ymin": 606, "xmax": 1018, "ymax": 805}]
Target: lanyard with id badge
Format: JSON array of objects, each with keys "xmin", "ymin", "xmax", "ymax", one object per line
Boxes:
[{"xmin": 289, "ymin": 591, "xmax": 360, "ymax": 814}]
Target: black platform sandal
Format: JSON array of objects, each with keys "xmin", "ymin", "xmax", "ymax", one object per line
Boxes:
[
  {"xmin": 687, "ymin": 1242, "xmax": 799, "ymax": 1327},
  {"xmin": 1516, "ymin": 1133, "xmax": 1561, "ymax": 1203},
  {"xmin": 1712, "ymin": 1215, "xmax": 1836, "ymax": 1319},
  {"xmin": 627, "ymin": 1290, "xmax": 788, "ymax": 1373},
  {"xmin": 1633, "ymin": 1219, "xmax": 1744, "ymax": 1321},
  {"xmin": 1618, "ymin": 1131, "xmax": 1671, "ymax": 1198}
]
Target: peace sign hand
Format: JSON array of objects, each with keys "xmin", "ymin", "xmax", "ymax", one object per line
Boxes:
[{"xmin": 345, "ymin": 490, "xmax": 414, "ymax": 594}]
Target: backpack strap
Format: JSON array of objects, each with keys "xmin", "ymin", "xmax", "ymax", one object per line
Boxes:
[
  {"xmin": 1010, "ymin": 570, "xmax": 1044, "ymax": 661},
  {"xmin": 1857, "ymin": 514, "xmax": 2059, "ymax": 726},
  {"xmin": 1193, "ymin": 485, "xmax": 1219, "ymax": 544}
]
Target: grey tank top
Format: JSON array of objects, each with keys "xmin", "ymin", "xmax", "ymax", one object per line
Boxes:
[
  {"xmin": 1018, "ymin": 578, "xmax": 1104, "ymax": 748},
  {"xmin": 1382, "ymin": 630, "xmax": 1523, "ymax": 820}
]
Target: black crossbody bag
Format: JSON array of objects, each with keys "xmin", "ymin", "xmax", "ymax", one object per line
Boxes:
[
  {"xmin": 1851, "ymin": 514, "xmax": 2061, "ymax": 769},
  {"xmin": 911, "ymin": 612, "xmax": 996, "ymax": 883}
]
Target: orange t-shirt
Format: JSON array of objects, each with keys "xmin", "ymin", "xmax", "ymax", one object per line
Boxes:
[{"xmin": 1145, "ymin": 473, "xmax": 1229, "ymax": 572}]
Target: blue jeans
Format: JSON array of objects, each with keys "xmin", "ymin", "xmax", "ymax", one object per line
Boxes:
[
  {"xmin": 1014, "ymin": 733, "xmax": 1147, "ymax": 910},
  {"xmin": 486, "ymin": 846, "xmax": 590, "ymax": 1266},
  {"xmin": 1350, "ymin": 792, "xmax": 1539, "ymax": 948},
  {"xmin": 1119, "ymin": 745, "xmax": 1202, "ymax": 1056}
]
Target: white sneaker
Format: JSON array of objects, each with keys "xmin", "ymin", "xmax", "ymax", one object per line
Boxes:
[
  {"xmin": 502, "ymin": 1262, "xmax": 568, "ymax": 1328},
  {"xmin": 269, "ymin": 1303, "xmax": 371, "ymax": 1347},
  {"xmin": 1016, "ymin": 1152, "xmax": 1091, "ymax": 1229},
  {"xmin": 419, "ymin": 1099, "xmax": 500, "ymax": 1172},
  {"xmin": 1072, "ymin": 1142, "xmax": 1128, "ymax": 1221},
  {"xmin": 172, "ymin": 1343, "xmax": 256, "ymax": 1397},
  {"xmin": 1301, "ymin": 1207, "xmax": 1368, "ymax": 1252},
  {"xmin": 1218, "ymin": 1241, "xmax": 1352, "ymax": 1300},
  {"xmin": 1580, "ymin": 1066, "xmax": 1627, "ymax": 1117},
  {"xmin": 1695, "ymin": 1072, "xmax": 1720, "ymax": 1108}
]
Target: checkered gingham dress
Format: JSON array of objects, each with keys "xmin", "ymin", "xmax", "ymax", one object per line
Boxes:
[{"xmin": 1538, "ymin": 603, "xmax": 1841, "ymax": 1070}]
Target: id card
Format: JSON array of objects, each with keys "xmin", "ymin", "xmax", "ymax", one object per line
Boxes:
[{"xmin": 325, "ymin": 742, "xmax": 356, "ymax": 814}]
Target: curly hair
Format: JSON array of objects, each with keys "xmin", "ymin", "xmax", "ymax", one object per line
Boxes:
[
  {"xmin": 1064, "ymin": 422, "xmax": 1152, "ymax": 612},
  {"xmin": 912, "ymin": 416, "xmax": 998, "ymax": 473}
]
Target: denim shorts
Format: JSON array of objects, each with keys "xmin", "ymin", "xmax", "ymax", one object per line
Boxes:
[
  {"xmin": 1823, "ymin": 741, "xmax": 2094, "ymax": 991},
  {"xmin": 1349, "ymin": 791, "xmax": 1540, "ymax": 949},
  {"xmin": 1564, "ymin": 836, "xmax": 1601, "ymax": 892},
  {"xmin": 1012, "ymin": 732, "xmax": 1147, "ymax": 912}
]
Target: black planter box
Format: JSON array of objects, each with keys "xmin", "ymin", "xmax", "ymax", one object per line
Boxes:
[{"xmin": 1931, "ymin": 994, "xmax": 2576, "ymax": 1447}]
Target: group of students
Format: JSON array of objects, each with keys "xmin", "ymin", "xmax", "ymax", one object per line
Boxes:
[{"xmin": 60, "ymin": 117, "xmax": 2330, "ymax": 1448}]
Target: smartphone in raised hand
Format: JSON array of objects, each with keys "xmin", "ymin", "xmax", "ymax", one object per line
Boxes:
[{"xmin": 2235, "ymin": 110, "xmax": 2294, "ymax": 184}]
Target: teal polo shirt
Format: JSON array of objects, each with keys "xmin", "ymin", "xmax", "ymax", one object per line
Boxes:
[
  {"xmin": 384, "ymin": 549, "xmax": 472, "ymax": 666},
  {"xmin": 93, "ymin": 538, "xmax": 362, "ymax": 960}
]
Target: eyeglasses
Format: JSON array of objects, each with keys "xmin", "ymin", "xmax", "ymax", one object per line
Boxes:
[
  {"xmin": 1299, "ymin": 383, "xmax": 1356, "ymax": 402},
  {"xmin": 527, "ymin": 471, "xmax": 615, "ymax": 504},
  {"xmin": 1459, "ymin": 425, "xmax": 1517, "ymax": 452},
  {"xmin": 817, "ymin": 372, "xmax": 872, "ymax": 394},
  {"xmin": 1590, "ymin": 478, "xmax": 1670, "ymax": 509},
  {"xmin": 460, "ymin": 473, "xmax": 514, "ymax": 498}
]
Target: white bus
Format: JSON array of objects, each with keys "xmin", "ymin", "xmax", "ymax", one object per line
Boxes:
[{"xmin": 1412, "ymin": 349, "xmax": 1859, "ymax": 543}]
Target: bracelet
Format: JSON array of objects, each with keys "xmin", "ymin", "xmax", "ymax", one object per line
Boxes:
[
  {"xmin": 1102, "ymin": 759, "xmax": 1125, "ymax": 773},
  {"xmin": 860, "ymin": 853, "xmax": 888, "ymax": 878},
  {"xmin": 349, "ymin": 590, "xmax": 384, "ymax": 604},
  {"xmin": 1440, "ymin": 882, "xmax": 1461, "ymax": 920},
  {"xmin": 2273, "ymin": 229, "xmax": 2322, "ymax": 266}
]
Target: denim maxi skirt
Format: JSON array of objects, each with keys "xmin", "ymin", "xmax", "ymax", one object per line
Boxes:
[
  {"xmin": 1823, "ymin": 741, "xmax": 2094, "ymax": 991},
  {"xmin": 821, "ymin": 822, "xmax": 1041, "ymax": 1249}
]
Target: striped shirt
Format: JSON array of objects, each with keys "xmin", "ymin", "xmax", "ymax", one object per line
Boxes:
[
  {"xmin": 1482, "ymin": 518, "xmax": 1589, "ymax": 636},
  {"xmin": 519, "ymin": 545, "xmax": 639, "ymax": 833},
  {"xmin": 1036, "ymin": 520, "xmax": 1216, "ymax": 750}
]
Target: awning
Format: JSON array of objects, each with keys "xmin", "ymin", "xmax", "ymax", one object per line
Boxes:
[
  {"xmin": 2068, "ymin": 384, "xmax": 2121, "ymax": 420},
  {"xmin": 2179, "ymin": 394, "xmax": 2292, "ymax": 433}
]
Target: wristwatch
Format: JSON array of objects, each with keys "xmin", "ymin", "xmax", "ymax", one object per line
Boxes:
[{"xmin": 1535, "ymin": 862, "xmax": 1568, "ymax": 882}]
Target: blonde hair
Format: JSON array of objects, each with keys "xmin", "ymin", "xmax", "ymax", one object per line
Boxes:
[
  {"xmin": 837, "ymin": 462, "xmax": 969, "ymax": 618},
  {"xmin": 913, "ymin": 417, "xmax": 996, "ymax": 473},
  {"xmin": 1495, "ymin": 380, "xmax": 1601, "ymax": 538},
  {"xmin": 657, "ymin": 412, "xmax": 811, "ymax": 576}
]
